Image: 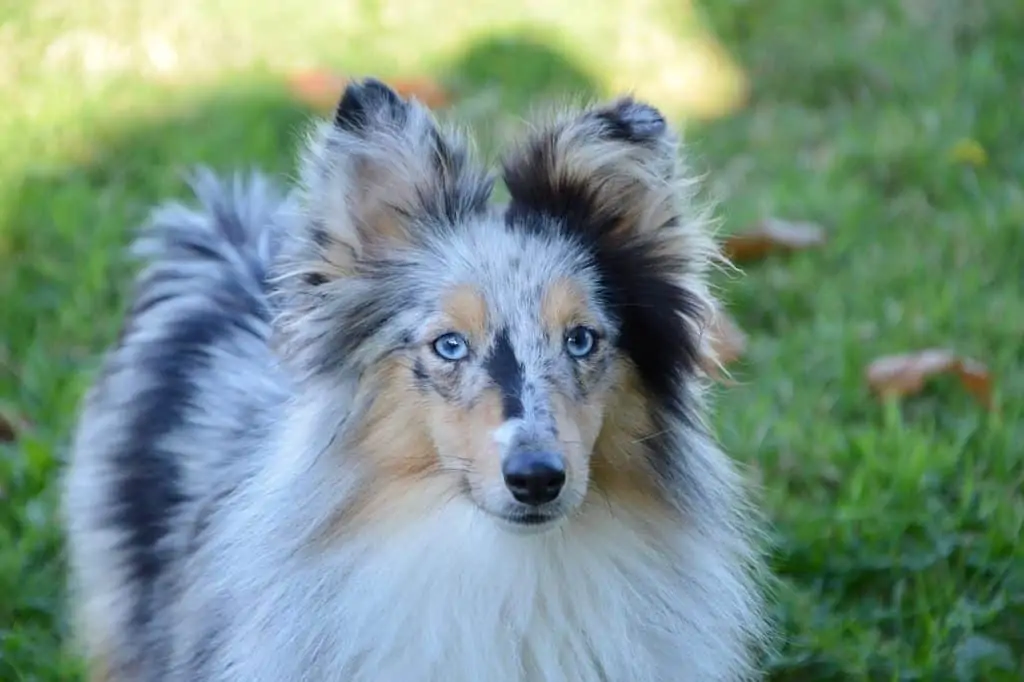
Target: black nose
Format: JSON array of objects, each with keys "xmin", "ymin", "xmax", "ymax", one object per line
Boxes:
[{"xmin": 502, "ymin": 450, "xmax": 566, "ymax": 505}]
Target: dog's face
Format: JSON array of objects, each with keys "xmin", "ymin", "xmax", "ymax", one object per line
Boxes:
[
  {"xmin": 399, "ymin": 228, "xmax": 618, "ymax": 529},
  {"xmin": 276, "ymin": 79, "xmax": 717, "ymax": 532}
]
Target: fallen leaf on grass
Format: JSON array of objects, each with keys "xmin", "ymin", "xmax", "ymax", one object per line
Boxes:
[
  {"xmin": 0, "ymin": 406, "xmax": 29, "ymax": 443},
  {"xmin": 948, "ymin": 138, "xmax": 987, "ymax": 167},
  {"xmin": 865, "ymin": 349, "xmax": 992, "ymax": 408},
  {"xmin": 287, "ymin": 70, "xmax": 347, "ymax": 111},
  {"xmin": 700, "ymin": 311, "xmax": 747, "ymax": 382},
  {"xmin": 287, "ymin": 70, "xmax": 453, "ymax": 111},
  {"xmin": 722, "ymin": 218, "xmax": 826, "ymax": 263},
  {"xmin": 387, "ymin": 77, "xmax": 452, "ymax": 109}
]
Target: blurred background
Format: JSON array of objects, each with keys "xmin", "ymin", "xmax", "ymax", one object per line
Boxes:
[{"xmin": 1, "ymin": 0, "xmax": 1021, "ymax": 679}]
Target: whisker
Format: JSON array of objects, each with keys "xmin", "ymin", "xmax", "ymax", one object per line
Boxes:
[{"xmin": 631, "ymin": 429, "xmax": 671, "ymax": 445}]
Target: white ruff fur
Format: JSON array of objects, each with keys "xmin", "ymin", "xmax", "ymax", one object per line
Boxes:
[
  {"xmin": 208, "ymin": 502, "xmax": 751, "ymax": 682},
  {"xmin": 189, "ymin": 399, "xmax": 759, "ymax": 682}
]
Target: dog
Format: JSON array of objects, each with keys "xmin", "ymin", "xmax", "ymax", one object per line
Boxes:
[{"xmin": 62, "ymin": 78, "xmax": 770, "ymax": 681}]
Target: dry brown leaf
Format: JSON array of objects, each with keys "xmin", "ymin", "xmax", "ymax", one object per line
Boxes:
[
  {"xmin": 722, "ymin": 218, "xmax": 826, "ymax": 263},
  {"xmin": 865, "ymin": 348, "xmax": 993, "ymax": 408},
  {"xmin": 387, "ymin": 77, "xmax": 452, "ymax": 109},
  {"xmin": 286, "ymin": 71, "xmax": 453, "ymax": 111},
  {"xmin": 700, "ymin": 311, "xmax": 747, "ymax": 382},
  {"xmin": 0, "ymin": 406, "xmax": 27, "ymax": 443},
  {"xmin": 287, "ymin": 69, "xmax": 348, "ymax": 111}
]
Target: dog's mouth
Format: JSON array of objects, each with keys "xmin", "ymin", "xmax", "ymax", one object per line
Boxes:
[
  {"xmin": 506, "ymin": 511, "xmax": 556, "ymax": 526},
  {"xmin": 487, "ymin": 507, "xmax": 565, "ymax": 534}
]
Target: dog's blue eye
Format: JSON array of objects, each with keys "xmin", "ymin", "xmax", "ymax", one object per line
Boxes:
[
  {"xmin": 433, "ymin": 332, "xmax": 469, "ymax": 361},
  {"xmin": 565, "ymin": 326, "xmax": 597, "ymax": 359}
]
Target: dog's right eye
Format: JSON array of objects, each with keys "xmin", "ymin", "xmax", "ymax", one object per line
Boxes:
[
  {"xmin": 432, "ymin": 332, "xmax": 470, "ymax": 361},
  {"xmin": 565, "ymin": 325, "xmax": 598, "ymax": 359}
]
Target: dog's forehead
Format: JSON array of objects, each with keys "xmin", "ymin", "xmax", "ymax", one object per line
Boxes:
[{"xmin": 437, "ymin": 219, "xmax": 597, "ymax": 324}]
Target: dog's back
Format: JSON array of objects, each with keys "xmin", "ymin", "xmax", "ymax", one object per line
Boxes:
[{"xmin": 62, "ymin": 170, "xmax": 289, "ymax": 681}]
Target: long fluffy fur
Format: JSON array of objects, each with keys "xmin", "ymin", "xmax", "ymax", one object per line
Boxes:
[{"xmin": 63, "ymin": 79, "xmax": 771, "ymax": 682}]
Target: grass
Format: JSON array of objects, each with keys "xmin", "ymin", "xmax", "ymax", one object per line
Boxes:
[{"xmin": 1, "ymin": 0, "xmax": 1022, "ymax": 679}]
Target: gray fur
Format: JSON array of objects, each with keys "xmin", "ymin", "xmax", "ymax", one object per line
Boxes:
[{"xmin": 63, "ymin": 80, "xmax": 771, "ymax": 681}]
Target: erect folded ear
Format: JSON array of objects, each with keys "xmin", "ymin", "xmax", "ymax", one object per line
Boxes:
[
  {"xmin": 290, "ymin": 78, "xmax": 493, "ymax": 286},
  {"xmin": 500, "ymin": 96, "xmax": 688, "ymax": 246},
  {"xmin": 501, "ymin": 97, "xmax": 722, "ymax": 406}
]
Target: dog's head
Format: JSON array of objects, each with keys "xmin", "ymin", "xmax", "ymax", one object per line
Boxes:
[{"xmin": 275, "ymin": 79, "xmax": 720, "ymax": 532}]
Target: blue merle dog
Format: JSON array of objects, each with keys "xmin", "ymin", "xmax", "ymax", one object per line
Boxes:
[{"xmin": 63, "ymin": 78, "xmax": 770, "ymax": 682}]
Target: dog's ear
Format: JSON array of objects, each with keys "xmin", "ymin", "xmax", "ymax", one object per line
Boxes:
[
  {"xmin": 501, "ymin": 97, "xmax": 686, "ymax": 246},
  {"xmin": 291, "ymin": 78, "xmax": 493, "ymax": 285},
  {"xmin": 502, "ymin": 98, "xmax": 721, "ymax": 399}
]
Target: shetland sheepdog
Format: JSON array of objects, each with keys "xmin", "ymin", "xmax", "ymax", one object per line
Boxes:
[{"xmin": 63, "ymin": 78, "xmax": 770, "ymax": 681}]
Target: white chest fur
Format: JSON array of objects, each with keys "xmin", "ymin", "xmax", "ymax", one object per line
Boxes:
[{"xmin": 209, "ymin": 498, "xmax": 758, "ymax": 682}]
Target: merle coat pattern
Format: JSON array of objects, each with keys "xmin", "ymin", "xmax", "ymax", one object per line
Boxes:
[{"xmin": 63, "ymin": 79, "xmax": 771, "ymax": 682}]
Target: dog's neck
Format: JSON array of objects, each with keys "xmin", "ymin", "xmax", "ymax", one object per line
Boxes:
[
  {"xmin": 218, "ymin": 458, "xmax": 759, "ymax": 681},
  {"xmin": 214, "ymin": 385, "xmax": 761, "ymax": 681}
]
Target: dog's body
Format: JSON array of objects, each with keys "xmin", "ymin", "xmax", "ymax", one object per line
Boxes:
[{"xmin": 63, "ymin": 80, "xmax": 769, "ymax": 682}]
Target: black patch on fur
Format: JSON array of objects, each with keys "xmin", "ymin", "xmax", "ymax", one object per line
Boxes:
[
  {"xmin": 333, "ymin": 77, "xmax": 408, "ymax": 133},
  {"xmin": 412, "ymin": 359, "xmax": 430, "ymax": 387},
  {"xmin": 592, "ymin": 237, "xmax": 703, "ymax": 418},
  {"xmin": 112, "ymin": 309, "xmax": 226, "ymax": 631},
  {"xmin": 502, "ymin": 133, "xmax": 618, "ymax": 237},
  {"xmin": 591, "ymin": 98, "xmax": 666, "ymax": 145},
  {"xmin": 311, "ymin": 224, "xmax": 332, "ymax": 249},
  {"xmin": 134, "ymin": 270, "xmax": 270, "ymax": 341},
  {"xmin": 111, "ymin": 203, "xmax": 273, "ymax": 637},
  {"xmin": 304, "ymin": 271, "xmax": 328, "ymax": 287},
  {"xmin": 501, "ymin": 119, "xmax": 703, "ymax": 424},
  {"xmin": 484, "ymin": 328, "xmax": 525, "ymax": 419}
]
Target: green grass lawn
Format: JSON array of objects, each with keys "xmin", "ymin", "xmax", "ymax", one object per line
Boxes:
[{"xmin": 2, "ymin": 0, "xmax": 1022, "ymax": 679}]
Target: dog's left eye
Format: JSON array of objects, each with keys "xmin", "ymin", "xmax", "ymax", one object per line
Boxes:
[
  {"xmin": 433, "ymin": 332, "xmax": 470, "ymax": 361},
  {"xmin": 565, "ymin": 326, "xmax": 597, "ymax": 359}
]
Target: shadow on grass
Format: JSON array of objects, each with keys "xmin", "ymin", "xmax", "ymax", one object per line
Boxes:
[
  {"xmin": 444, "ymin": 29, "xmax": 600, "ymax": 105},
  {"xmin": 2, "ymin": 28, "xmax": 604, "ymax": 424}
]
